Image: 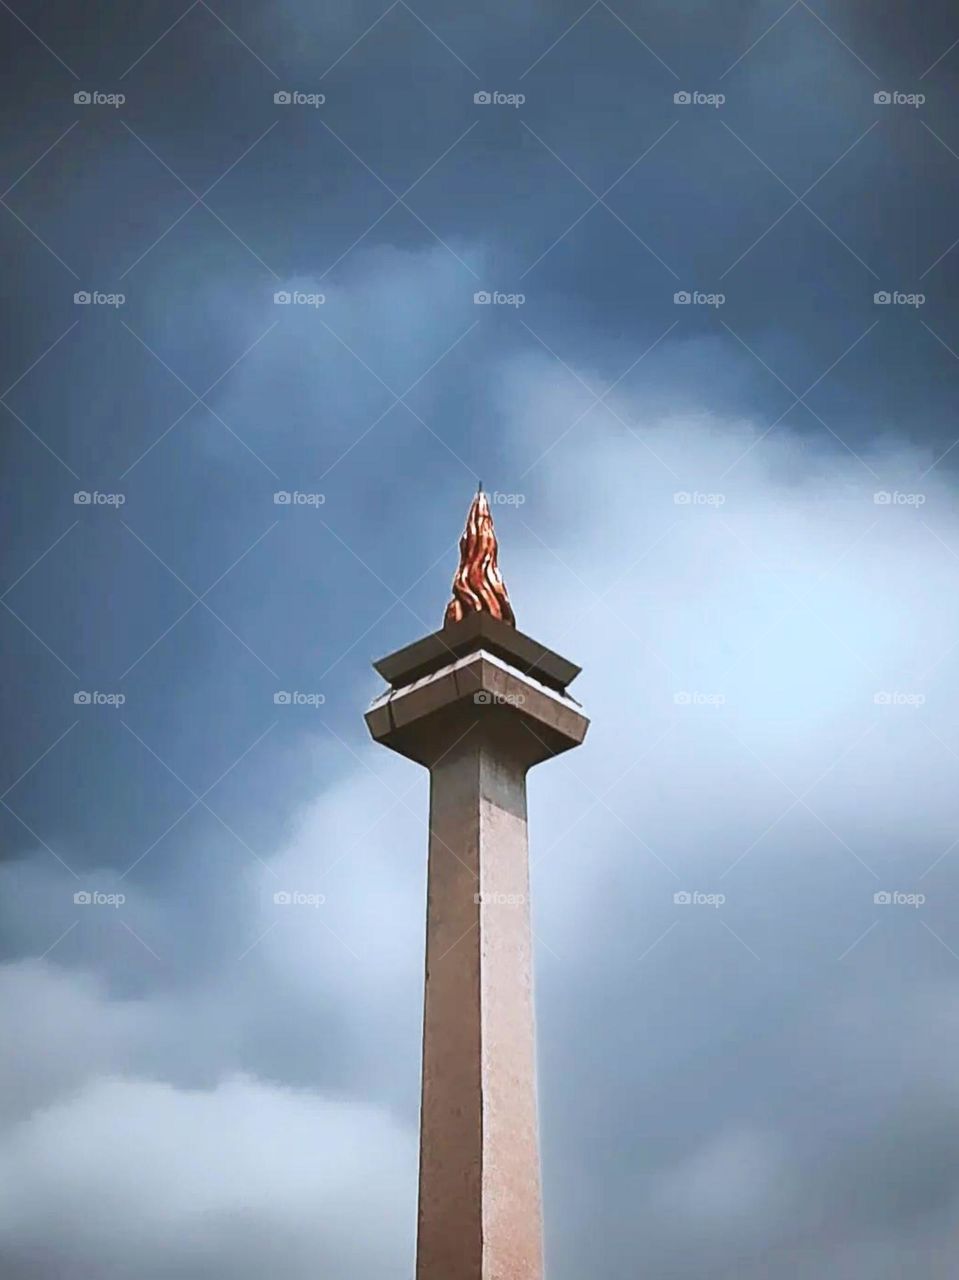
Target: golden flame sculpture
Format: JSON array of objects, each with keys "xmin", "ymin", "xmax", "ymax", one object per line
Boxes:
[{"xmin": 444, "ymin": 487, "xmax": 516, "ymax": 628}]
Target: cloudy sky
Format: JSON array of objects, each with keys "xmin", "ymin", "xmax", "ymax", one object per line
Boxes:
[{"xmin": 2, "ymin": 0, "xmax": 959, "ymax": 1275}]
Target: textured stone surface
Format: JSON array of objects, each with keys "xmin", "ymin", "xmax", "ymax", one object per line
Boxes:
[{"xmin": 416, "ymin": 735, "xmax": 542, "ymax": 1280}]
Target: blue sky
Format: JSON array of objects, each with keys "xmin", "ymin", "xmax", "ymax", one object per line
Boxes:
[{"xmin": 3, "ymin": 2, "xmax": 959, "ymax": 1276}]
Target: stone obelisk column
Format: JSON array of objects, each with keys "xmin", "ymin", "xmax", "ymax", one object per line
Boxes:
[{"xmin": 365, "ymin": 491, "xmax": 589, "ymax": 1280}]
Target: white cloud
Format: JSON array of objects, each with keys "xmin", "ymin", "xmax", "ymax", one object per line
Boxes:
[
  {"xmin": 0, "ymin": 1074, "xmax": 415, "ymax": 1280},
  {"xmin": 654, "ymin": 1127, "xmax": 791, "ymax": 1226}
]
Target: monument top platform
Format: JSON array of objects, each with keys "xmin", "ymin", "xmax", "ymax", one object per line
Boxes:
[{"xmin": 373, "ymin": 611, "xmax": 581, "ymax": 695}]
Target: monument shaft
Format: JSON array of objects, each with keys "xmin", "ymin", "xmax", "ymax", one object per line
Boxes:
[
  {"xmin": 418, "ymin": 733, "xmax": 541, "ymax": 1280},
  {"xmin": 365, "ymin": 493, "xmax": 588, "ymax": 1280}
]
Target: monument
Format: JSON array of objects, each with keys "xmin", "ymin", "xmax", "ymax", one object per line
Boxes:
[{"xmin": 365, "ymin": 488, "xmax": 589, "ymax": 1280}]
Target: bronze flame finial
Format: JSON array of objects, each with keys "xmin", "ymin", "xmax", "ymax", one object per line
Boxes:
[{"xmin": 444, "ymin": 487, "xmax": 516, "ymax": 628}]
